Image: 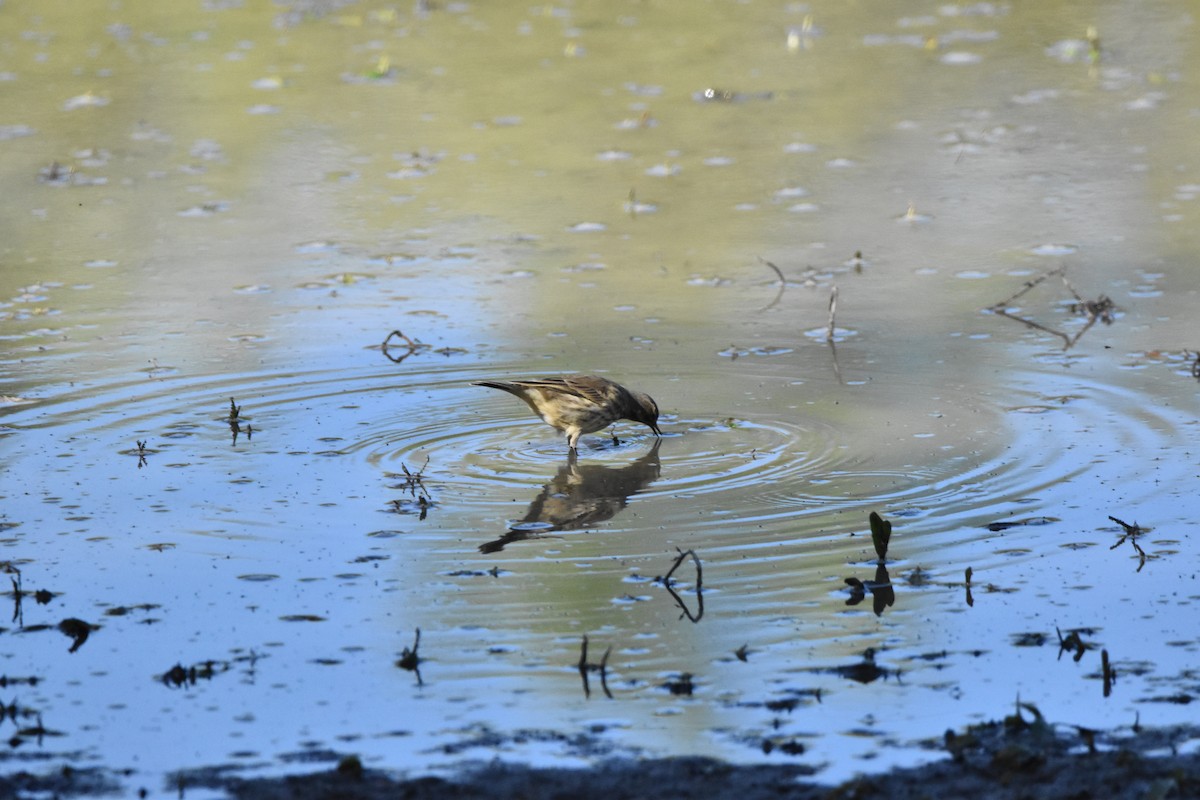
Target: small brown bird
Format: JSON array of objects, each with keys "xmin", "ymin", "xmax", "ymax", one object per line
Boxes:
[{"xmin": 473, "ymin": 375, "xmax": 661, "ymax": 451}]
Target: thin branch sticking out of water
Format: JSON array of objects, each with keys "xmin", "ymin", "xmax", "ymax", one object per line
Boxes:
[
  {"xmin": 826, "ymin": 285, "xmax": 839, "ymax": 343},
  {"xmin": 1108, "ymin": 515, "xmax": 1148, "ymax": 572},
  {"xmin": 984, "ymin": 266, "xmax": 1116, "ymax": 350},
  {"xmin": 758, "ymin": 256, "xmax": 786, "ymax": 311},
  {"xmin": 577, "ymin": 635, "xmax": 613, "ymax": 699},
  {"xmin": 227, "ymin": 397, "xmax": 252, "ymax": 445},
  {"xmin": 396, "ymin": 627, "xmax": 423, "ymax": 685},
  {"xmin": 382, "ymin": 329, "xmax": 431, "ymax": 364}
]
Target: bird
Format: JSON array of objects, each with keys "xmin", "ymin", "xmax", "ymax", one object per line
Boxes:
[{"xmin": 473, "ymin": 375, "xmax": 661, "ymax": 452}]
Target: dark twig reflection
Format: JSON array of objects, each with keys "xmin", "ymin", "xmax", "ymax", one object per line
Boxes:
[
  {"xmin": 389, "ymin": 458, "xmax": 434, "ymax": 520},
  {"xmin": 844, "ymin": 563, "xmax": 894, "ymax": 616},
  {"xmin": 843, "ymin": 512, "xmax": 895, "ymax": 616},
  {"xmin": 658, "ymin": 548, "xmax": 704, "ymax": 623},
  {"xmin": 381, "ymin": 329, "xmax": 431, "ymax": 364},
  {"xmin": 4, "ymin": 563, "xmax": 23, "ymax": 626},
  {"xmin": 758, "ymin": 256, "xmax": 786, "ymax": 311},
  {"xmin": 1055, "ymin": 626, "xmax": 1095, "ymax": 663},
  {"xmin": 227, "ymin": 397, "xmax": 253, "ymax": 445},
  {"xmin": 396, "ymin": 627, "xmax": 423, "ymax": 686},
  {"xmin": 479, "ymin": 440, "xmax": 662, "ymax": 553},
  {"xmin": 1108, "ymin": 515, "xmax": 1149, "ymax": 572},
  {"xmin": 577, "ymin": 635, "xmax": 613, "ymax": 699},
  {"xmin": 984, "ymin": 266, "xmax": 1117, "ymax": 350}
]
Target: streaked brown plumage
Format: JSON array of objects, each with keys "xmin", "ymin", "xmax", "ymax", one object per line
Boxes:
[{"xmin": 473, "ymin": 375, "xmax": 661, "ymax": 451}]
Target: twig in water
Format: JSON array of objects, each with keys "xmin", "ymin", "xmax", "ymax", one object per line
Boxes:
[
  {"xmin": 661, "ymin": 548, "xmax": 704, "ymax": 622},
  {"xmin": 227, "ymin": 398, "xmax": 252, "ymax": 445},
  {"xmin": 396, "ymin": 627, "xmax": 423, "ymax": 685},
  {"xmin": 577, "ymin": 635, "xmax": 614, "ymax": 699},
  {"xmin": 382, "ymin": 330, "xmax": 431, "ymax": 364},
  {"xmin": 826, "ymin": 285, "xmax": 838, "ymax": 343},
  {"xmin": 1055, "ymin": 626, "xmax": 1089, "ymax": 662},
  {"xmin": 391, "ymin": 458, "xmax": 433, "ymax": 520},
  {"xmin": 5, "ymin": 565, "xmax": 23, "ymax": 626},
  {"xmin": 758, "ymin": 256, "xmax": 787, "ymax": 311},
  {"xmin": 984, "ymin": 267, "xmax": 1116, "ymax": 350},
  {"xmin": 1108, "ymin": 515, "xmax": 1147, "ymax": 571}
]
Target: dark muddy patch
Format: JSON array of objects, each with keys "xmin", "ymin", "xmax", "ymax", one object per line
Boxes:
[{"xmin": 5, "ymin": 721, "xmax": 1198, "ymax": 800}]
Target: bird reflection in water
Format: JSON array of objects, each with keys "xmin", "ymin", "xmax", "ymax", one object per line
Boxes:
[{"xmin": 479, "ymin": 439, "xmax": 662, "ymax": 554}]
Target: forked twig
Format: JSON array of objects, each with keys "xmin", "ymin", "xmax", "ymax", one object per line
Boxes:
[
  {"xmin": 985, "ymin": 267, "xmax": 1115, "ymax": 350},
  {"xmin": 382, "ymin": 330, "xmax": 431, "ymax": 363},
  {"xmin": 1108, "ymin": 515, "xmax": 1147, "ymax": 572}
]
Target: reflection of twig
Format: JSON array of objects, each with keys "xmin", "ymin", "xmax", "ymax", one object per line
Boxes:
[
  {"xmin": 985, "ymin": 267, "xmax": 1116, "ymax": 350},
  {"xmin": 825, "ymin": 285, "xmax": 844, "ymax": 383},
  {"xmin": 382, "ymin": 330, "xmax": 431, "ymax": 364},
  {"xmin": 390, "ymin": 458, "xmax": 433, "ymax": 521},
  {"xmin": 758, "ymin": 257, "xmax": 786, "ymax": 311},
  {"xmin": 661, "ymin": 548, "xmax": 704, "ymax": 622},
  {"xmin": 1055, "ymin": 626, "xmax": 1090, "ymax": 662},
  {"xmin": 4, "ymin": 564, "xmax": 22, "ymax": 626},
  {"xmin": 1101, "ymin": 649, "xmax": 1115, "ymax": 698},
  {"xmin": 397, "ymin": 627, "xmax": 423, "ymax": 685},
  {"xmin": 227, "ymin": 398, "xmax": 252, "ymax": 445},
  {"xmin": 1108, "ymin": 515, "xmax": 1148, "ymax": 572},
  {"xmin": 827, "ymin": 338, "xmax": 843, "ymax": 384},
  {"xmin": 577, "ymin": 635, "xmax": 614, "ymax": 699}
]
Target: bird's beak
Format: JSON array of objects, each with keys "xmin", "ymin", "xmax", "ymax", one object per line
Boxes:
[{"xmin": 650, "ymin": 422, "xmax": 662, "ymax": 437}]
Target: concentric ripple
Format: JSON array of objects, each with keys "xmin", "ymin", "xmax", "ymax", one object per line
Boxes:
[
  {"xmin": 4, "ymin": 349, "xmax": 1198, "ymax": 795},
  {"xmin": 7, "ymin": 360, "xmax": 1190, "ymax": 544}
]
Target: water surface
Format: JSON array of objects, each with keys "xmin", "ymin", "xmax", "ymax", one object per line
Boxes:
[{"xmin": 2, "ymin": 0, "xmax": 1199, "ymax": 792}]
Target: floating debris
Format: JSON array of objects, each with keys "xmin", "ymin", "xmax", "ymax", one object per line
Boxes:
[
  {"xmin": 984, "ymin": 266, "xmax": 1117, "ymax": 349},
  {"xmin": 396, "ymin": 628, "xmax": 423, "ymax": 685},
  {"xmin": 381, "ymin": 329, "xmax": 432, "ymax": 364}
]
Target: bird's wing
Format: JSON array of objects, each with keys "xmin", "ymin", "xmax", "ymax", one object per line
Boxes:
[
  {"xmin": 513, "ymin": 376, "xmax": 609, "ymax": 402},
  {"xmin": 550, "ymin": 376, "xmax": 614, "ymax": 406}
]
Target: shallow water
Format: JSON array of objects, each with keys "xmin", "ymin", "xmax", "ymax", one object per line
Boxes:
[{"xmin": 2, "ymin": 0, "xmax": 1199, "ymax": 792}]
